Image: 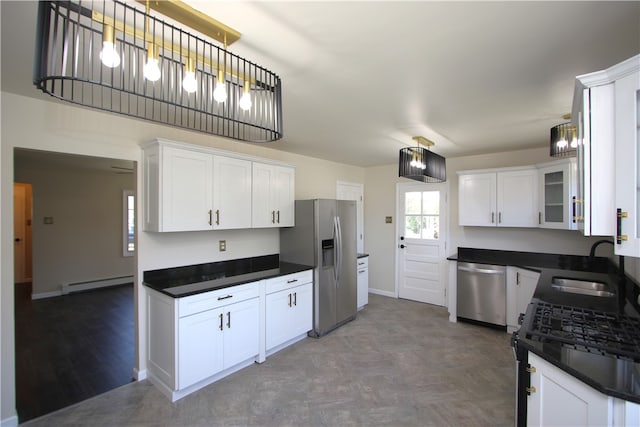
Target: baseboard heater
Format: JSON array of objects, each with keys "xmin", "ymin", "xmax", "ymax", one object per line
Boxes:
[{"xmin": 61, "ymin": 275, "xmax": 133, "ymax": 295}]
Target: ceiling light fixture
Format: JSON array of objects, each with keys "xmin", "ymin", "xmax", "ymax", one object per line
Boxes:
[
  {"xmin": 550, "ymin": 122, "xmax": 577, "ymax": 158},
  {"xmin": 399, "ymin": 136, "xmax": 446, "ymax": 183},
  {"xmin": 33, "ymin": 0, "xmax": 282, "ymax": 143}
]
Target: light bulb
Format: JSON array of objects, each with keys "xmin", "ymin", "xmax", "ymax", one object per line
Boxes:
[
  {"xmin": 144, "ymin": 43, "xmax": 161, "ymax": 82},
  {"xmin": 214, "ymin": 80, "xmax": 227, "ymax": 103},
  {"xmin": 556, "ymin": 138, "xmax": 568, "ymax": 149},
  {"xmin": 570, "ymin": 138, "xmax": 578, "ymax": 148},
  {"xmin": 182, "ymin": 58, "xmax": 197, "ymax": 93},
  {"xmin": 100, "ymin": 41, "xmax": 120, "ymax": 68},
  {"xmin": 239, "ymin": 91, "xmax": 252, "ymax": 110},
  {"xmin": 182, "ymin": 71, "xmax": 197, "ymax": 93},
  {"xmin": 100, "ymin": 24, "xmax": 120, "ymax": 68}
]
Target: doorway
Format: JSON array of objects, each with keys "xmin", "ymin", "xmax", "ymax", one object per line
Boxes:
[
  {"xmin": 14, "ymin": 182, "xmax": 33, "ymax": 286},
  {"xmin": 13, "ymin": 148, "xmax": 136, "ymax": 422},
  {"xmin": 396, "ymin": 182, "xmax": 447, "ymax": 306}
]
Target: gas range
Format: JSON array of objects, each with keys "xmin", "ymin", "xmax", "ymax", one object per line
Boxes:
[{"xmin": 522, "ymin": 300, "xmax": 640, "ymax": 362}]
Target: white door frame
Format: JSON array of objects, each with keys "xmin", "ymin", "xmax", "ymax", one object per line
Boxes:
[
  {"xmin": 336, "ymin": 181, "xmax": 364, "ymax": 253},
  {"xmin": 394, "ymin": 181, "xmax": 449, "ymax": 299}
]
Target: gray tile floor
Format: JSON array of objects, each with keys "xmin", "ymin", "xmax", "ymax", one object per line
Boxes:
[{"xmin": 23, "ymin": 294, "xmax": 515, "ymax": 426}]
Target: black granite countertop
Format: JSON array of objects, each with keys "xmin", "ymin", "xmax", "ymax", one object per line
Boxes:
[
  {"xmin": 143, "ymin": 254, "xmax": 313, "ymax": 298},
  {"xmin": 451, "ymin": 247, "xmax": 640, "ymax": 403}
]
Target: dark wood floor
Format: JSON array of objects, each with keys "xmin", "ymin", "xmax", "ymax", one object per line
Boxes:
[{"xmin": 14, "ymin": 283, "xmax": 134, "ymax": 423}]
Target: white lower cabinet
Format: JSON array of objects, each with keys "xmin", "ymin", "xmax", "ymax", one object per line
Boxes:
[
  {"xmin": 527, "ymin": 352, "xmax": 640, "ymax": 426},
  {"xmin": 265, "ymin": 270, "xmax": 313, "ymax": 353},
  {"xmin": 147, "ymin": 282, "xmax": 260, "ymax": 401},
  {"xmin": 506, "ymin": 267, "xmax": 539, "ymax": 332},
  {"xmin": 357, "ymin": 256, "xmax": 369, "ymax": 310},
  {"xmin": 147, "ymin": 269, "xmax": 313, "ymax": 401}
]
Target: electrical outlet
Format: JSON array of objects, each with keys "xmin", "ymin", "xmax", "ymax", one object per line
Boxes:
[{"xmin": 219, "ymin": 240, "xmax": 226, "ymax": 252}]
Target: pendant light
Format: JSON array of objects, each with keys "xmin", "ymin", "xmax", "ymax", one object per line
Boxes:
[
  {"xmin": 182, "ymin": 57, "xmax": 197, "ymax": 93},
  {"xmin": 143, "ymin": 42, "xmax": 161, "ymax": 82},
  {"xmin": 399, "ymin": 136, "xmax": 446, "ymax": 183},
  {"xmin": 549, "ymin": 122, "xmax": 577, "ymax": 157},
  {"xmin": 99, "ymin": 23, "xmax": 120, "ymax": 68}
]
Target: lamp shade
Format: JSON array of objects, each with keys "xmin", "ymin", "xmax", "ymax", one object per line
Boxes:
[
  {"xmin": 399, "ymin": 147, "xmax": 446, "ymax": 183},
  {"xmin": 550, "ymin": 122, "xmax": 577, "ymax": 158}
]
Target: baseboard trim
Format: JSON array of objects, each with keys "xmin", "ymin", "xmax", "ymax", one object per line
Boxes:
[
  {"xmin": 61, "ymin": 275, "xmax": 133, "ymax": 295},
  {"xmin": 32, "ymin": 290, "xmax": 63, "ymax": 300},
  {"xmin": 368, "ymin": 288, "xmax": 396, "ymax": 298},
  {"xmin": 1, "ymin": 414, "xmax": 19, "ymax": 427},
  {"xmin": 133, "ymin": 368, "xmax": 147, "ymax": 381}
]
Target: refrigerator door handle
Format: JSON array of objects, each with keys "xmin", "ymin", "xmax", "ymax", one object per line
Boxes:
[
  {"xmin": 333, "ymin": 216, "xmax": 340, "ymax": 285},
  {"xmin": 336, "ymin": 216, "xmax": 343, "ymax": 284}
]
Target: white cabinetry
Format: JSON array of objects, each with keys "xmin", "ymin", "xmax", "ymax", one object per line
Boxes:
[
  {"xmin": 146, "ymin": 282, "xmax": 260, "ymax": 401},
  {"xmin": 458, "ymin": 167, "xmax": 538, "ymax": 227},
  {"xmin": 614, "ymin": 55, "xmax": 640, "ymax": 256},
  {"xmin": 212, "ymin": 156, "xmax": 252, "ymax": 229},
  {"xmin": 506, "ymin": 267, "xmax": 539, "ymax": 332},
  {"xmin": 252, "ymin": 162, "xmax": 295, "ymax": 227},
  {"xmin": 265, "ymin": 270, "xmax": 312, "ymax": 353},
  {"xmin": 572, "ymin": 72, "xmax": 616, "ymax": 236},
  {"xmin": 527, "ymin": 352, "xmax": 640, "ymax": 426},
  {"xmin": 141, "ymin": 139, "xmax": 294, "ymax": 232},
  {"xmin": 357, "ymin": 256, "xmax": 369, "ymax": 310},
  {"xmin": 537, "ymin": 159, "xmax": 577, "ymax": 230}
]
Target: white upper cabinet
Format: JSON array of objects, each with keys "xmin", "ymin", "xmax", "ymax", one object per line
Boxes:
[
  {"xmin": 251, "ymin": 163, "xmax": 295, "ymax": 228},
  {"xmin": 212, "ymin": 156, "xmax": 252, "ymax": 229},
  {"xmin": 458, "ymin": 167, "xmax": 538, "ymax": 227},
  {"xmin": 572, "ymin": 71, "xmax": 616, "ymax": 236},
  {"xmin": 614, "ymin": 55, "xmax": 640, "ymax": 256},
  {"xmin": 141, "ymin": 139, "xmax": 294, "ymax": 232},
  {"xmin": 537, "ymin": 158, "xmax": 577, "ymax": 230}
]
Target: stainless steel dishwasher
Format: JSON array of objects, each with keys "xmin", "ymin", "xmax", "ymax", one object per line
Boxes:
[{"xmin": 457, "ymin": 262, "xmax": 506, "ymax": 326}]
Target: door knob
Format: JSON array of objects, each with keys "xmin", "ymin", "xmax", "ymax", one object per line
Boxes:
[
  {"xmin": 400, "ymin": 244, "xmax": 405, "ymax": 249},
  {"xmin": 400, "ymin": 236, "xmax": 405, "ymax": 240},
  {"xmin": 14, "ymin": 238, "xmax": 21, "ymax": 242}
]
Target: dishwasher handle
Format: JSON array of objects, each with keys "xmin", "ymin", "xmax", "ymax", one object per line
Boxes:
[{"xmin": 457, "ymin": 265, "xmax": 505, "ymax": 275}]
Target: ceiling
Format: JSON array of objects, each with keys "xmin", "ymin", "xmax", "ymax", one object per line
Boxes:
[{"xmin": 2, "ymin": 1, "xmax": 639, "ymax": 167}]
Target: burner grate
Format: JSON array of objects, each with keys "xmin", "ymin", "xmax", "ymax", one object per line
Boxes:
[{"xmin": 526, "ymin": 301, "xmax": 640, "ymax": 361}]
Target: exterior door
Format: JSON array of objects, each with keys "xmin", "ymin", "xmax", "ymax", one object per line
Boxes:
[{"xmin": 397, "ymin": 183, "xmax": 447, "ymax": 306}]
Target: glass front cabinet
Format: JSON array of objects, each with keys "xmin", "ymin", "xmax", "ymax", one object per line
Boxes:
[
  {"xmin": 537, "ymin": 159, "xmax": 577, "ymax": 230},
  {"xmin": 614, "ymin": 55, "xmax": 640, "ymax": 256}
]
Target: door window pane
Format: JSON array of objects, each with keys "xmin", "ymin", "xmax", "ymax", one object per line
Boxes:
[{"xmin": 404, "ymin": 190, "xmax": 439, "ymax": 240}]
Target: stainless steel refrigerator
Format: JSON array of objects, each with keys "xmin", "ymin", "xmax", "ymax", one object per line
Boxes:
[{"xmin": 280, "ymin": 199, "xmax": 357, "ymax": 337}]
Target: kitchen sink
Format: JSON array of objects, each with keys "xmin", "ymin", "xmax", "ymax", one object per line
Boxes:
[{"xmin": 551, "ymin": 277, "xmax": 615, "ymax": 297}]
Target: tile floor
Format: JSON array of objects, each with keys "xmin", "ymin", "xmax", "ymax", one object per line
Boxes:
[{"xmin": 22, "ymin": 294, "xmax": 515, "ymax": 426}]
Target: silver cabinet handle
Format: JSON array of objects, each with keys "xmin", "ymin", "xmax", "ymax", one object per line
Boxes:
[
  {"xmin": 219, "ymin": 313, "xmax": 223, "ymax": 331},
  {"xmin": 215, "ymin": 209, "xmax": 220, "ymax": 226},
  {"xmin": 294, "ymin": 292, "xmax": 297, "ymax": 306},
  {"xmin": 288, "ymin": 293, "xmax": 292, "ymax": 307},
  {"xmin": 538, "ymin": 212, "xmax": 542, "ymax": 225},
  {"xmin": 217, "ymin": 295, "xmax": 232, "ymax": 301},
  {"xmin": 277, "ymin": 210, "xmax": 280, "ymax": 223},
  {"xmin": 226, "ymin": 312, "xmax": 231, "ymax": 328},
  {"xmin": 498, "ymin": 212, "xmax": 502, "ymax": 223},
  {"xmin": 287, "ymin": 279, "xmax": 298, "ymax": 284},
  {"xmin": 491, "ymin": 212, "xmax": 495, "ymax": 223},
  {"xmin": 208, "ymin": 209, "xmax": 213, "ymax": 226},
  {"xmin": 272, "ymin": 210, "xmax": 276, "ymax": 224}
]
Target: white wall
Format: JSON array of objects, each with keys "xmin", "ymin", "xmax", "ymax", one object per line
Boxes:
[
  {"xmin": 0, "ymin": 91, "xmax": 364, "ymax": 424},
  {"xmin": 14, "ymin": 157, "xmax": 136, "ymax": 296},
  {"xmin": 363, "ymin": 147, "xmax": 609, "ymax": 295}
]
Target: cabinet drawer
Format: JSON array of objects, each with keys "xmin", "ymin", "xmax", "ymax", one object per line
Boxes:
[
  {"xmin": 265, "ymin": 270, "xmax": 312, "ymax": 294},
  {"xmin": 178, "ymin": 282, "xmax": 259, "ymax": 317},
  {"xmin": 357, "ymin": 257, "xmax": 369, "ymax": 270}
]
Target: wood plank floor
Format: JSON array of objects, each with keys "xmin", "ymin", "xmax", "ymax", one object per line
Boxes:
[
  {"xmin": 22, "ymin": 294, "xmax": 515, "ymax": 426},
  {"xmin": 14, "ymin": 283, "xmax": 134, "ymax": 423}
]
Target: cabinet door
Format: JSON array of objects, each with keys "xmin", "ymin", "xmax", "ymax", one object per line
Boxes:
[
  {"xmin": 357, "ymin": 258, "xmax": 369, "ymax": 309},
  {"xmin": 213, "ymin": 156, "xmax": 252, "ymax": 229},
  {"xmin": 538, "ymin": 162, "xmax": 577, "ymax": 230},
  {"xmin": 527, "ymin": 352, "xmax": 610, "ymax": 426},
  {"xmin": 274, "ymin": 166, "xmax": 295, "ymax": 227},
  {"xmin": 458, "ymin": 173, "xmax": 497, "ymax": 226},
  {"xmin": 506, "ymin": 267, "xmax": 539, "ymax": 330},
  {"xmin": 266, "ymin": 283, "xmax": 312, "ymax": 350},
  {"xmin": 615, "ymin": 69, "xmax": 640, "ymax": 256},
  {"xmin": 223, "ymin": 297, "xmax": 259, "ymax": 369},
  {"xmin": 252, "ymin": 163, "xmax": 275, "ymax": 228},
  {"xmin": 497, "ymin": 169, "xmax": 538, "ymax": 227},
  {"xmin": 161, "ymin": 147, "xmax": 213, "ymax": 231},
  {"xmin": 177, "ymin": 308, "xmax": 224, "ymax": 390}
]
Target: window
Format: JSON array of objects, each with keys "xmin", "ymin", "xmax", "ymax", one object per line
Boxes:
[
  {"xmin": 404, "ymin": 191, "xmax": 439, "ymax": 239},
  {"xmin": 123, "ymin": 190, "xmax": 135, "ymax": 256}
]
